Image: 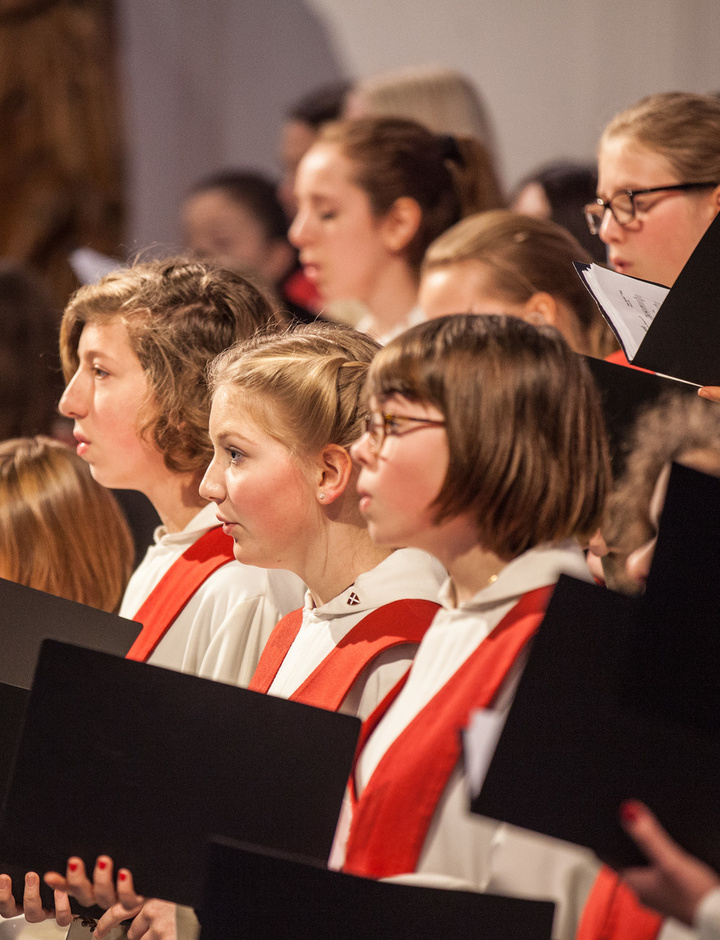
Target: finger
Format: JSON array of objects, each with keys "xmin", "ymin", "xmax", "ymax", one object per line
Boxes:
[
  {"xmin": 620, "ymin": 800, "xmax": 684, "ymax": 868},
  {"xmin": 92, "ymin": 857, "xmax": 118, "ymax": 910},
  {"xmin": 94, "ymin": 900, "xmax": 143, "ymax": 940},
  {"xmin": 126, "ymin": 901, "xmax": 177, "ymax": 940},
  {"xmin": 0, "ymin": 873, "xmax": 21, "ymax": 918},
  {"xmin": 23, "ymin": 871, "xmax": 51, "ymax": 923},
  {"xmin": 698, "ymin": 386, "xmax": 720, "ymax": 403},
  {"xmin": 63, "ymin": 857, "xmax": 96, "ymax": 908},
  {"xmin": 116, "ymin": 870, "xmax": 144, "ymax": 912},
  {"xmin": 53, "ymin": 889, "xmax": 74, "ymax": 928}
]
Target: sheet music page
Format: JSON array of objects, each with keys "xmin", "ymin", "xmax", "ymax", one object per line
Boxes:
[{"xmin": 575, "ymin": 263, "xmax": 669, "ymax": 360}]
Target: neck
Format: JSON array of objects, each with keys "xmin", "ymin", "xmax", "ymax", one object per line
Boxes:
[
  {"xmin": 361, "ymin": 260, "xmax": 419, "ymax": 339},
  {"xmin": 299, "ymin": 518, "xmax": 392, "ymax": 608},
  {"xmin": 425, "ymin": 518, "xmax": 508, "ymax": 605},
  {"xmin": 144, "ymin": 470, "xmax": 207, "ymax": 534}
]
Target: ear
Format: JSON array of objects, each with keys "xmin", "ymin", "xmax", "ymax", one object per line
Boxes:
[
  {"xmin": 379, "ymin": 197, "xmax": 423, "ymax": 254},
  {"xmin": 521, "ymin": 291, "xmax": 561, "ymax": 328},
  {"xmin": 314, "ymin": 443, "xmax": 353, "ymax": 505},
  {"xmin": 709, "ymin": 184, "xmax": 720, "ymax": 217}
]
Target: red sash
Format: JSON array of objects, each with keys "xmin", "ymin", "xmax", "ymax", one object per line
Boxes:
[
  {"xmin": 249, "ymin": 599, "xmax": 440, "ymax": 711},
  {"xmin": 126, "ymin": 526, "xmax": 236, "ymax": 663},
  {"xmin": 343, "ymin": 585, "xmax": 554, "ymax": 878},
  {"xmin": 576, "ymin": 866, "xmax": 662, "ymax": 940}
]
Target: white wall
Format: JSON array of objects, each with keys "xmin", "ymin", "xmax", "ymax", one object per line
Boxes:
[{"xmin": 117, "ymin": 0, "xmax": 720, "ymax": 251}]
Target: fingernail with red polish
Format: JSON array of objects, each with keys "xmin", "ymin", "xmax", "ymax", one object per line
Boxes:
[
  {"xmin": 97, "ymin": 860, "xmax": 107, "ymax": 871},
  {"xmin": 69, "ymin": 862, "xmax": 79, "ymax": 872},
  {"xmin": 118, "ymin": 871, "xmax": 127, "ymax": 882},
  {"xmin": 621, "ymin": 799, "xmax": 641, "ymax": 823}
]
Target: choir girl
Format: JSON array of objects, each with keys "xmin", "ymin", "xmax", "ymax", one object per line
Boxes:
[
  {"xmin": 289, "ymin": 116, "xmax": 503, "ymax": 343},
  {"xmin": 57, "ymin": 259, "xmax": 305, "ymax": 683},
  {"xmin": 418, "ymin": 209, "xmax": 615, "ymax": 356}
]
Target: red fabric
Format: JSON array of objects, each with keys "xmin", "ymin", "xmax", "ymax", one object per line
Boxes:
[
  {"xmin": 284, "ymin": 268, "xmax": 322, "ymax": 312},
  {"xmin": 343, "ymin": 585, "xmax": 554, "ymax": 879},
  {"xmin": 125, "ymin": 526, "xmax": 235, "ymax": 663},
  {"xmin": 605, "ymin": 350, "xmax": 655, "ymax": 375},
  {"xmin": 576, "ymin": 866, "xmax": 663, "ymax": 940},
  {"xmin": 249, "ymin": 599, "xmax": 440, "ymax": 712}
]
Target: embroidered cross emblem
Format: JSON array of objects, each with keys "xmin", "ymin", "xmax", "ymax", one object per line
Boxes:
[{"xmin": 347, "ymin": 592, "xmax": 360, "ymax": 606}]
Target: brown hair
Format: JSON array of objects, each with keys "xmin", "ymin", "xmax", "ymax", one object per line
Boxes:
[
  {"xmin": 600, "ymin": 92, "xmax": 720, "ymax": 183},
  {"xmin": 60, "ymin": 258, "xmax": 283, "ymax": 474},
  {"xmin": 0, "ymin": 436, "xmax": 133, "ymax": 612},
  {"xmin": 318, "ymin": 117, "xmax": 504, "ymax": 269},
  {"xmin": 422, "ymin": 210, "xmax": 615, "ymax": 357},
  {"xmin": 208, "ymin": 322, "xmax": 380, "ymax": 457},
  {"xmin": 606, "ymin": 393, "xmax": 720, "ymax": 557},
  {"xmin": 365, "ymin": 314, "xmax": 609, "ymax": 558}
]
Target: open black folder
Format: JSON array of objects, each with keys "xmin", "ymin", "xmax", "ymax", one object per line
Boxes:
[
  {"xmin": 199, "ymin": 838, "xmax": 555, "ymax": 940},
  {"xmin": 0, "ymin": 576, "xmax": 142, "ymax": 689},
  {"xmin": 469, "ymin": 463, "xmax": 720, "ymax": 873},
  {"xmin": 576, "ymin": 211, "xmax": 720, "ymax": 386},
  {"xmin": 0, "ymin": 641, "xmax": 361, "ymax": 910}
]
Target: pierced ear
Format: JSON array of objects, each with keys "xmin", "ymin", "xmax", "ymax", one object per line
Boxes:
[
  {"xmin": 522, "ymin": 291, "xmax": 560, "ymax": 328},
  {"xmin": 380, "ymin": 197, "xmax": 423, "ymax": 254},
  {"xmin": 315, "ymin": 443, "xmax": 353, "ymax": 505}
]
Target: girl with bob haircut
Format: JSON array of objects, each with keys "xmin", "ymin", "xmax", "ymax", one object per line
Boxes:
[
  {"xmin": 590, "ymin": 92, "xmax": 720, "ymax": 289},
  {"xmin": 341, "ymin": 314, "xmax": 635, "ymax": 940},
  {"xmin": 419, "ymin": 209, "xmax": 616, "ymax": 357},
  {"xmin": 289, "ymin": 116, "xmax": 503, "ymax": 343},
  {"xmin": 0, "ymin": 436, "xmax": 133, "ymax": 612},
  {"xmin": 57, "ymin": 258, "xmax": 304, "ymax": 682}
]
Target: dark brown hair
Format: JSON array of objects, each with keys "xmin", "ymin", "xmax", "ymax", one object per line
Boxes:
[
  {"xmin": 318, "ymin": 117, "xmax": 504, "ymax": 269},
  {"xmin": 365, "ymin": 314, "xmax": 609, "ymax": 558}
]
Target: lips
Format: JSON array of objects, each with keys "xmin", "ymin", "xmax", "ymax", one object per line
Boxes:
[{"xmin": 73, "ymin": 431, "xmax": 90, "ymax": 457}]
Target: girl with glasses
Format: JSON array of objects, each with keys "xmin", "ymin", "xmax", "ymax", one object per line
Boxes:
[
  {"xmin": 589, "ymin": 92, "xmax": 720, "ymax": 289},
  {"xmin": 341, "ymin": 315, "xmax": 653, "ymax": 940}
]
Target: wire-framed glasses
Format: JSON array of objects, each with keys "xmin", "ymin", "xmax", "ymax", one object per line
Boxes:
[{"xmin": 362, "ymin": 412, "xmax": 446, "ymax": 453}]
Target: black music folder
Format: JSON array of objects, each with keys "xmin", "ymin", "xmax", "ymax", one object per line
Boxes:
[
  {"xmin": 200, "ymin": 838, "xmax": 555, "ymax": 940},
  {"xmin": 0, "ymin": 641, "xmax": 361, "ymax": 909},
  {"xmin": 470, "ymin": 467, "xmax": 720, "ymax": 873},
  {"xmin": 576, "ymin": 211, "xmax": 720, "ymax": 386},
  {"xmin": 0, "ymin": 577, "xmax": 142, "ymax": 689}
]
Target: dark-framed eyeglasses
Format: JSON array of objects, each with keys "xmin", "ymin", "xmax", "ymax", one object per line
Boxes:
[
  {"xmin": 584, "ymin": 182, "xmax": 718, "ymax": 235},
  {"xmin": 362, "ymin": 412, "xmax": 446, "ymax": 453}
]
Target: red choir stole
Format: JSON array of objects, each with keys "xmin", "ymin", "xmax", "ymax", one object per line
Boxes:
[
  {"xmin": 249, "ymin": 598, "xmax": 440, "ymax": 711},
  {"xmin": 342, "ymin": 581, "xmax": 662, "ymax": 940},
  {"xmin": 126, "ymin": 526, "xmax": 236, "ymax": 663}
]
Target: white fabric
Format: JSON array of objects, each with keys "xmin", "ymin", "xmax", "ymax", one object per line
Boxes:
[
  {"xmin": 268, "ymin": 548, "xmax": 446, "ymax": 720},
  {"xmin": 120, "ymin": 503, "xmax": 305, "ymax": 686},
  {"xmin": 344, "ymin": 541, "xmax": 603, "ymax": 940},
  {"xmin": 697, "ymin": 889, "xmax": 720, "ymax": 940},
  {"xmin": 355, "ymin": 305, "xmax": 426, "ymax": 346}
]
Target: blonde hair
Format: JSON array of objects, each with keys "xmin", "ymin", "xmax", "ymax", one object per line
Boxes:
[
  {"xmin": 0, "ymin": 437, "xmax": 133, "ymax": 612},
  {"xmin": 318, "ymin": 117, "xmax": 504, "ymax": 269},
  {"xmin": 600, "ymin": 92, "xmax": 720, "ymax": 183},
  {"xmin": 208, "ymin": 322, "xmax": 380, "ymax": 457},
  {"xmin": 60, "ymin": 258, "xmax": 282, "ymax": 474},
  {"xmin": 352, "ymin": 66, "xmax": 496, "ymax": 157},
  {"xmin": 422, "ymin": 210, "xmax": 615, "ymax": 357},
  {"xmin": 365, "ymin": 314, "xmax": 609, "ymax": 559}
]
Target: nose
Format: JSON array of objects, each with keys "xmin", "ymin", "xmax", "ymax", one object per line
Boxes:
[
  {"xmin": 350, "ymin": 431, "xmax": 376, "ymax": 468},
  {"xmin": 199, "ymin": 456, "xmax": 226, "ymax": 504},
  {"xmin": 288, "ymin": 208, "xmax": 311, "ymax": 249},
  {"xmin": 625, "ymin": 536, "xmax": 657, "ymax": 590},
  {"xmin": 58, "ymin": 369, "xmax": 88, "ymax": 419},
  {"xmin": 598, "ymin": 206, "xmax": 625, "ymax": 245}
]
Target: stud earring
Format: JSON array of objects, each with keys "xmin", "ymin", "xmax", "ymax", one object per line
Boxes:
[{"xmin": 319, "ymin": 493, "xmax": 325, "ymax": 500}]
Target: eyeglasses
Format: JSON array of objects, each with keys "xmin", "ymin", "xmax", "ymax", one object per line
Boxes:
[
  {"xmin": 362, "ymin": 412, "xmax": 446, "ymax": 453},
  {"xmin": 584, "ymin": 182, "xmax": 718, "ymax": 235}
]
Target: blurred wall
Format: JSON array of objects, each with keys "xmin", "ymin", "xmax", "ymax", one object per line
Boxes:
[{"xmin": 117, "ymin": 0, "xmax": 720, "ymax": 252}]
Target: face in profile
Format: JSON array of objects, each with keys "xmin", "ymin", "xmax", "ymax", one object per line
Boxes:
[
  {"xmin": 201, "ymin": 385, "xmax": 317, "ymax": 573},
  {"xmin": 58, "ymin": 318, "xmax": 167, "ymax": 493},
  {"xmin": 289, "ymin": 143, "xmax": 392, "ymax": 305}
]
